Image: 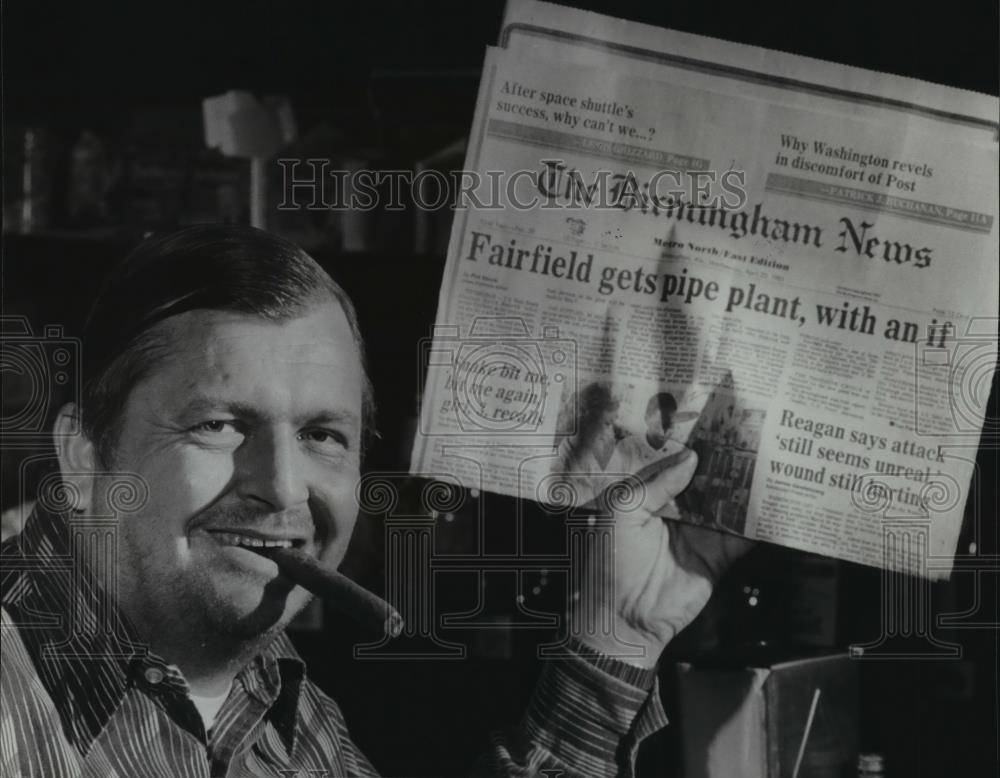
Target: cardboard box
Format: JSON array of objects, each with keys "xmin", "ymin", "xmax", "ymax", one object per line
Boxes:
[{"xmin": 676, "ymin": 653, "xmax": 858, "ymax": 778}]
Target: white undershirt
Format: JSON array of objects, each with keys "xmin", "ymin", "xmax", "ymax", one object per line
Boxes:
[{"xmin": 190, "ymin": 683, "xmax": 232, "ymax": 731}]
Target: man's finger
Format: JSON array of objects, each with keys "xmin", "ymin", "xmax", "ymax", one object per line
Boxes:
[
  {"xmin": 634, "ymin": 450, "xmax": 698, "ymax": 515},
  {"xmin": 669, "ymin": 519, "xmax": 755, "ymax": 580}
]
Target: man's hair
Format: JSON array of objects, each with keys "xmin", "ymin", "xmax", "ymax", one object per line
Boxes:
[
  {"xmin": 578, "ymin": 382, "xmax": 618, "ymax": 424},
  {"xmin": 80, "ymin": 224, "xmax": 375, "ymax": 465},
  {"xmin": 645, "ymin": 392, "xmax": 677, "ymax": 421}
]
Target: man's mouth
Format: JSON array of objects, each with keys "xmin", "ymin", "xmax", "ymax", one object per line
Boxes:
[{"xmin": 205, "ymin": 530, "xmax": 309, "ymax": 551}]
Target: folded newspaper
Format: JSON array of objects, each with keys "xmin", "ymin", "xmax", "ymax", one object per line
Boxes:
[{"xmin": 411, "ymin": 0, "xmax": 999, "ymax": 579}]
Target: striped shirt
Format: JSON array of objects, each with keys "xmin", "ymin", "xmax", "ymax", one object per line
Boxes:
[{"xmin": 1, "ymin": 506, "xmax": 668, "ymax": 777}]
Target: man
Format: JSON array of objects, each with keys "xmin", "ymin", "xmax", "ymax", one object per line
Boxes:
[
  {"xmin": 554, "ymin": 382, "xmax": 623, "ymax": 505},
  {"xmin": 612, "ymin": 393, "xmax": 698, "ymax": 520},
  {"xmin": 1, "ymin": 225, "xmax": 748, "ymax": 777}
]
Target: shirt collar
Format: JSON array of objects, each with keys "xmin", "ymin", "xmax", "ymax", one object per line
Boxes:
[
  {"xmin": 253, "ymin": 632, "xmax": 307, "ymax": 753},
  {"xmin": 1, "ymin": 504, "xmax": 308, "ymax": 755}
]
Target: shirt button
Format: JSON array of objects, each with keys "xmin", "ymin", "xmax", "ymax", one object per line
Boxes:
[{"xmin": 144, "ymin": 667, "xmax": 165, "ymax": 684}]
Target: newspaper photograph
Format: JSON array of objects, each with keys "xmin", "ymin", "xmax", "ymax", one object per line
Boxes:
[{"xmin": 411, "ymin": 33, "xmax": 998, "ymax": 579}]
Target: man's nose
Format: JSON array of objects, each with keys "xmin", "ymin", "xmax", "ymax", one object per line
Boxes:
[{"xmin": 236, "ymin": 428, "xmax": 309, "ymax": 510}]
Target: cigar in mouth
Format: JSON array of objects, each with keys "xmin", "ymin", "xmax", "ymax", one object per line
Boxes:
[{"xmin": 254, "ymin": 546, "xmax": 403, "ymax": 638}]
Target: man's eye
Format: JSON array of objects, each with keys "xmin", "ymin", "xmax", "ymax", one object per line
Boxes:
[
  {"xmin": 299, "ymin": 428, "xmax": 349, "ymax": 449},
  {"xmin": 191, "ymin": 420, "xmax": 243, "ymax": 439}
]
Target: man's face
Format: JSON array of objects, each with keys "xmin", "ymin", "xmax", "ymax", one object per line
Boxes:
[
  {"xmin": 94, "ymin": 302, "xmax": 363, "ymax": 642},
  {"xmin": 593, "ymin": 406, "xmax": 617, "ymax": 441}
]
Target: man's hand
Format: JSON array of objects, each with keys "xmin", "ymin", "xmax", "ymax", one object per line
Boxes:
[{"xmin": 570, "ymin": 461, "xmax": 753, "ymax": 668}]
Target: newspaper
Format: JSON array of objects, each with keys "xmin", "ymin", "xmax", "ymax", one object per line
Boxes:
[{"xmin": 411, "ymin": 0, "xmax": 999, "ymax": 579}]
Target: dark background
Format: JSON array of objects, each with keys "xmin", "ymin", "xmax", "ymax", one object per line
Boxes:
[{"xmin": 3, "ymin": 1, "xmax": 998, "ymax": 776}]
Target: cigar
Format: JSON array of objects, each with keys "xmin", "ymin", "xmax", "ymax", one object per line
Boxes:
[{"xmin": 255, "ymin": 546, "xmax": 403, "ymax": 638}]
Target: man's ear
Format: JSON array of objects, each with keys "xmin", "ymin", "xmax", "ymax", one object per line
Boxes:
[{"xmin": 53, "ymin": 402, "xmax": 98, "ymax": 512}]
